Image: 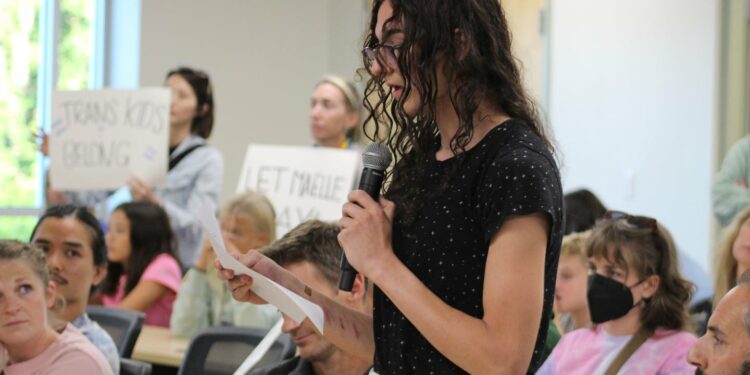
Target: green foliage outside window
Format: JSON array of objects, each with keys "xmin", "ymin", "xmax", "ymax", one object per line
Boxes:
[{"xmin": 0, "ymin": 0, "xmax": 94, "ymax": 241}]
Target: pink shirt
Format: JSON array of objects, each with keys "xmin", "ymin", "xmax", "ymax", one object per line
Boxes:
[
  {"xmin": 538, "ymin": 325, "xmax": 697, "ymax": 375},
  {"xmin": 103, "ymin": 253, "xmax": 182, "ymax": 327},
  {"xmin": 4, "ymin": 324, "xmax": 112, "ymax": 375}
]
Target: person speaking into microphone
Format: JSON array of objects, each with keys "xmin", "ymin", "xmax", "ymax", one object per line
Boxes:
[{"xmin": 220, "ymin": 0, "xmax": 562, "ymax": 374}]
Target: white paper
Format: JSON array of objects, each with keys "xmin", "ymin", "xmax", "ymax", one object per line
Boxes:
[
  {"xmin": 49, "ymin": 88, "xmax": 170, "ymax": 190},
  {"xmin": 233, "ymin": 318, "xmax": 283, "ymax": 375},
  {"xmin": 236, "ymin": 144, "xmax": 358, "ymax": 237},
  {"xmin": 196, "ymin": 199, "xmax": 324, "ymax": 333}
]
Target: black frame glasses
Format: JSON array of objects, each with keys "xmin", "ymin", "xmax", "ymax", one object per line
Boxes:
[{"xmin": 362, "ymin": 43, "xmax": 402, "ymax": 73}]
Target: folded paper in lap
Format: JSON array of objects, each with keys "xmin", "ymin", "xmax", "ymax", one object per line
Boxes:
[{"xmin": 195, "ymin": 199, "xmax": 325, "ymax": 333}]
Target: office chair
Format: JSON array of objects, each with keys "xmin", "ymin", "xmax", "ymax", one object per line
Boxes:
[
  {"xmin": 177, "ymin": 325, "xmax": 296, "ymax": 375},
  {"xmin": 87, "ymin": 305, "xmax": 145, "ymax": 358},
  {"xmin": 120, "ymin": 358, "xmax": 153, "ymax": 375}
]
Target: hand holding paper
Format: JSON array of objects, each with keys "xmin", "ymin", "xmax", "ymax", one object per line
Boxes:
[{"xmin": 195, "ymin": 199, "xmax": 325, "ymax": 333}]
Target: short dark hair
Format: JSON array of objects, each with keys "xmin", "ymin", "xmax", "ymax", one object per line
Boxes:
[
  {"xmin": 563, "ymin": 189, "xmax": 607, "ymax": 234},
  {"xmin": 261, "ymin": 220, "xmax": 342, "ymax": 287},
  {"xmin": 166, "ymin": 66, "xmax": 214, "ymax": 139},
  {"xmin": 30, "ymin": 204, "xmax": 106, "ymax": 267}
]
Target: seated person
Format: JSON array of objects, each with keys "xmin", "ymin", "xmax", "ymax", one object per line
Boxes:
[
  {"xmin": 29, "ymin": 205, "xmax": 119, "ymax": 373},
  {"xmin": 249, "ymin": 220, "xmax": 372, "ymax": 375},
  {"xmin": 565, "ymin": 188, "xmax": 712, "ymax": 304},
  {"xmin": 688, "ymin": 270, "xmax": 750, "ymax": 374},
  {"xmin": 563, "ymin": 189, "xmax": 607, "ymax": 235},
  {"xmin": 714, "ymin": 205, "xmax": 750, "ymax": 307},
  {"xmin": 553, "ymin": 230, "xmax": 592, "ymax": 334},
  {"xmin": 0, "ymin": 240, "xmax": 112, "ymax": 374},
  {"xmin": 171, "ymin": 191, "xmax": 279, "ymax": 337},
  {"xmin": 99, "ymin": 202, "xmax": 182, "ymax": 327},
  {"xmin": 538, "ymin": 211, "xmax": 697, "ymax": 374}
]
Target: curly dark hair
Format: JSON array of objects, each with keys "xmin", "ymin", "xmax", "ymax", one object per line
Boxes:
[{"xmin": 361, "ymin": 0, "xmax": 555, "ymax": 223}]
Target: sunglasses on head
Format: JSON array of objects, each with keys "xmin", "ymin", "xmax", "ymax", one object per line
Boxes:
[{"xmin": 602, "ymin": 210, "xmax": 659, "ymax": 235}]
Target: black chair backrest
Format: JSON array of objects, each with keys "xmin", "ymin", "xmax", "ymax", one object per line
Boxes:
[
  {"xmin": 177, "ymin": 326, "xmax": 296, "ymax": 375},
  {"xmin": 86, "ymin": 305, "xmax": 145, "ymax": 358},
  {"xmin": 120, "ymin": 358, "xmax": 153, "ymax": 375}
]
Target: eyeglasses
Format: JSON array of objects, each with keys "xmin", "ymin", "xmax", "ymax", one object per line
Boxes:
[
  {"xmin": 602, "ymin": 210, "xmax": 658, "ymax": 234},
  {"xmin": 362, "ymin": 43, "xmax": 402, "ymax": 74}
]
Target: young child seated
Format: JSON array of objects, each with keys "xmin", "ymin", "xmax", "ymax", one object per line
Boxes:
[
  {"xmin": 539, "ymin": 211, "xmax": 697, "ymax": 374},
  {"xmin": 0, "ymin": 240, "xmax": 112, "ymax": 374},
  {"xmin": 553, "ymin": 230, "xmax": 592, "ymax": 334},
  {"xmin": 100, "ymin": 202, "xmax": 182, "ymax": 327},
  {"xmin": 171, "ymin": 191, "xmax": 279, "ymax": 337}
]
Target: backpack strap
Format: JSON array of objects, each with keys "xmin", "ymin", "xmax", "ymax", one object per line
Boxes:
[
  {"xmin": 168, "ymin": 144, "xmax": 205, "ymax": 171},
  {"xmin": 604, "ymin": 327, "xmax": 654, "ymax": 375}
]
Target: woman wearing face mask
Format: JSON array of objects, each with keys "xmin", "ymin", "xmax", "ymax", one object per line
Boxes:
[{"xmin": 538, "ymin": 211, "xmax": 697, "ymax": 374}]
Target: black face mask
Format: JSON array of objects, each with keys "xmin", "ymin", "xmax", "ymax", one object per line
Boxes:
[{"xmin": 587, "ymin": 273, "xmax": 643, "ymax": 324}]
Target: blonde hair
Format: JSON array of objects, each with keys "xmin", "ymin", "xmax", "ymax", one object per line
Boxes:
[
  {"xmin": 224, "ymin": 191, "xmax": 277, "ymax": 242},
  {"xmin": 713, "ymin": 205, "xmax": 750, "ymax": 307},
  {"xmin": 0, "ymin": 240, "xmax": 49, "ymax": 285},
  {"xmin": 317, "ymin": 75, "xmax": 362, "ymax": 114},
  {"xmin": 561, "ymin": 230, "xmax": 591, "ymax": 262},
  {"xmin": 0, "ymin": 240, "xmax": 66, "ymax": 328}
]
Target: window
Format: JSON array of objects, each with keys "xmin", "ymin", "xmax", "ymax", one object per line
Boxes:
[{"xmin": 0, "ymin": 0, "xmax": 101, "ymax": 240}]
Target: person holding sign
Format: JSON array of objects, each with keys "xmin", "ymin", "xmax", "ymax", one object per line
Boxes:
[
  {"xmin": 310, "ymin": 75, "xmax": 364, "ymax": 152},
  {"xmin": 44, "ymin": 67, "xmax": 223, "ymax": 267},
  {"xmin": 219, "ymin": 1, "xmax": 562, "ymax": 373}
]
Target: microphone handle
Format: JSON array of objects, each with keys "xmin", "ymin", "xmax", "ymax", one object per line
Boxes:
[{"xmin": 339, "ymin": 168, "xmax": 385, "ymax": 291}]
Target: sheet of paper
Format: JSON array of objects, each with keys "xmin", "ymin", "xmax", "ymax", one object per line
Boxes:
[{"xmin": 195, "ymin": 199, "xmax": 324, "ymax": 333}]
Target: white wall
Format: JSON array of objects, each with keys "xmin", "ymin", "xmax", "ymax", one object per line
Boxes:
[
  {"xmin": 549, "ymin": 0, "xmax": 719, "ymax": 274},
  {"xmin": 138, "ymin": 0, "xmax": 367, "ymax": 203}
]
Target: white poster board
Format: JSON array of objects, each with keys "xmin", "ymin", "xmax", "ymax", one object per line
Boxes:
[
  {"xmin": 236, "ymin": 144, "xmax": 359, "ymax": 236},
  {"xmin": 49, "ymin": 88, "xmax": 170, "ymax": 190}
]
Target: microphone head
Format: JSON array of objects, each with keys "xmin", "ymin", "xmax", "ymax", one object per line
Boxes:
[{"xmin": 362, "ymin": 143, "xmax": 392, "ymax": 172}]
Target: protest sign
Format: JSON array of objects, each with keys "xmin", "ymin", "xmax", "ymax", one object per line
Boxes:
[
  {"xmin": 236, "ymin": 144, "xmax": 358, "ymax": 236},
  {"xmin": 49, "ymin": 88, "xmax": 170, "ymax": 190}
]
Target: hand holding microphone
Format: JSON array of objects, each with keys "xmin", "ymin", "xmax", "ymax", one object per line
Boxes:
[{"xmin": 339, "ymin": 143, "xmax": 393, "ymax": 291}]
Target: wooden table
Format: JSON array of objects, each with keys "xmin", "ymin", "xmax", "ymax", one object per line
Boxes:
[{"xmin": 132, "ymin": 325, "xmax": 190, "ymax": 368}]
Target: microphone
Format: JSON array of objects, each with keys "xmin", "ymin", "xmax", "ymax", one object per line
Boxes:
[{"xmin": 339, "ymin": 143, "xmax": 393, "ymax": 291}]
